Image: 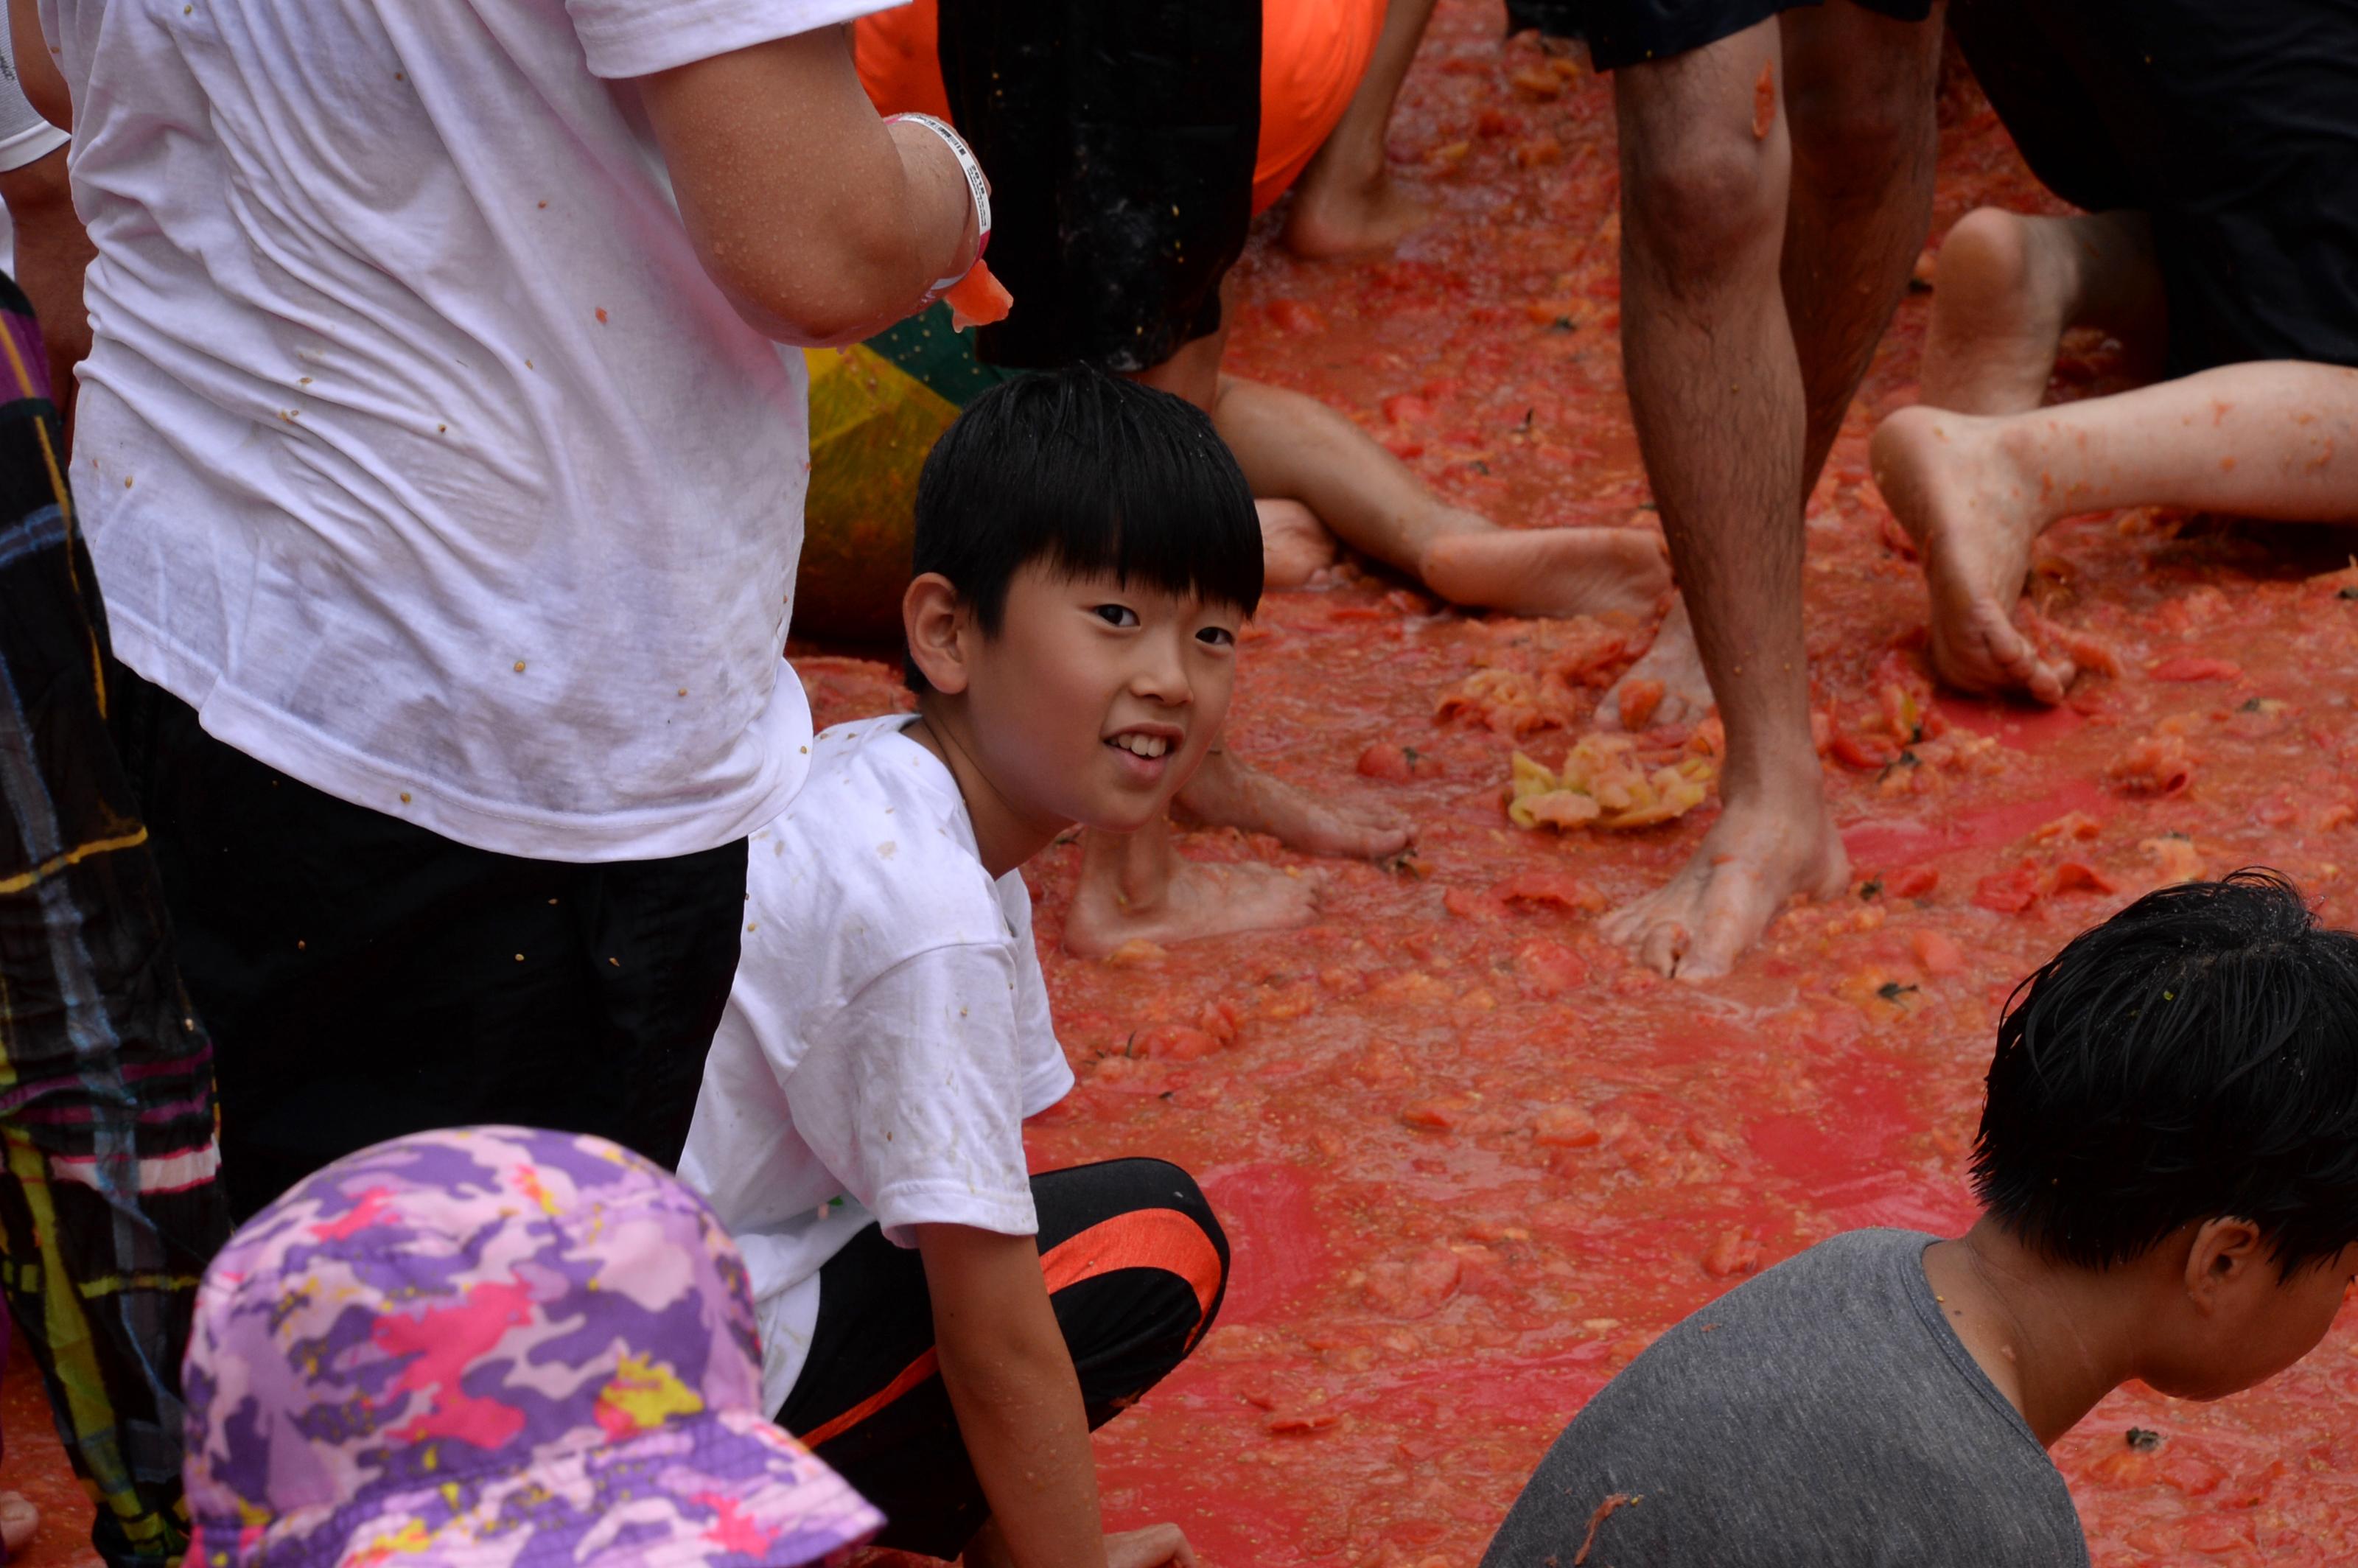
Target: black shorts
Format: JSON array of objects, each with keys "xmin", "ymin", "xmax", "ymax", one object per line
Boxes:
[
  {"xmin": 106, "ymin": 670, "xmax": 749, "ymax": 1219},
  {"xmin": 1951, "ymin": 0, "xmax": 2358, "ymax": 376},
  {"xmin": 780, "ymin": 1160, "xmax": 1229, "ymax": 1558},
  {"xmin": 935, "ymin": 0, "xmax": 1259, "ymax": 372},
  {"xmin": 1506, "ymin": 0, "xmax": 1933, "ymax": 73}
]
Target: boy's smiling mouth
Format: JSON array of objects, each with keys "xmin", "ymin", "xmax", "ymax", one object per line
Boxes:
[{"xmin": 1105, "ymin": 725, "xmax": 1182, "ymax": 769}]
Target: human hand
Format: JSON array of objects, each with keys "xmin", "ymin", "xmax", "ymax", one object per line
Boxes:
[{"xmin": 1104, "ymin": 1523, "xmax": 1199, "ymax": 1568}]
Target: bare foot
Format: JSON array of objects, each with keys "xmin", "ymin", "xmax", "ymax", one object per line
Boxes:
[
  {"xmin": 1175, "ymin": 746, "xmax": 1412, "ymax": 860},
  {"xmin": 1598, "ymin": 596, "xmax": 1713, "ymax": 730},
  {"xmin": 1599, "ymin": 785, "xmax": 1849, "ymax": 979},
  {"xmin": 1063, "ymin": 836, "xmax": 1320, "ymax": 958},
  {"xmin": 1918, "ymin": 209, "xmax": 2078, "ymax": 416},
  {"xmin": 1258, "ymin": 497, "xmax": 1340, "ymax": 589},
  {"xmin": 1869, "ymin": 405, "xmax": 2073, "ymax": 704},
  {"xmin": 1419, "ymin": 522, "xmax": 1671, "ymax": 620},
  {"xmin": 1283, "ymin": 165, "xmax": 1429, "ymax": 260},
  {"xmin": 0, "ymin": 1491, "xmax": 38, "ymax": 1557}
]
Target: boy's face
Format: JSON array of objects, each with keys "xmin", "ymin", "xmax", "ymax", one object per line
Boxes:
[
  {"xmin": 2150, "ymin": 1235, "xmax": 2358, "ymax": 1400},
  {"xmin": 957, "ymin": 562, "xmax": 1242, "ymax": 833}
]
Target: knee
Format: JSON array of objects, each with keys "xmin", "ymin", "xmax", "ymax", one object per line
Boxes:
[
  {"xmin": 1623, "ymin": 136, "xmax": 1783, "ymax": 280},
  {"xmin": 1113, "ymin": 1158, "xmax": 1231, "ymax": 1319},
  {"xmin": 1785, "ymin": 72, "xmax": 1934, "ymax": 185}
]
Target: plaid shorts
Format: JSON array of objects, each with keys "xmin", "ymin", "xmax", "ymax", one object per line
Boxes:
[{"xmin": 0, "ymin": 268, "xmax": 232, "ymax": 1568}]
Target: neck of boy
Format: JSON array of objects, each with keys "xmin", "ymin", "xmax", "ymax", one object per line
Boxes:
[
  {"xmin": 1920, "ymin": 1218, "xmax": 2144, "ymax": 1449},
  {"xmin": 904, "ymin": 709, "xmax": 1067, "ymax": 880}
]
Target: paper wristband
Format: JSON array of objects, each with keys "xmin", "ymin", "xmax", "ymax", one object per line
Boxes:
[{"xmin": 886, "ymin": 111, "xmax": 991, "ymax": 293}]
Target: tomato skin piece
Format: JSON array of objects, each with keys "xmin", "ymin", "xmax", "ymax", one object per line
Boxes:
[
  {"xmin": 1889, "ymin": 865, "xmax": 1940, "ymax": 899},
  {"xmin": 2147, "ymin": 655, "xmax": 2242, "ymax": 682},
  {"xmin": 1971, "ymin": 863, "xmax": 2042, "ymax": 914},
  {"xmin": 942, "ymin": 259, "xmax": 1013, "ymax": 330}
]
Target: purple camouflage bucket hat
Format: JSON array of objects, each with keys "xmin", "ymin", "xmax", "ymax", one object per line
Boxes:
[{"xmin": 183, "ymin": 1127, "xmax": 881, "ymax": 1568}]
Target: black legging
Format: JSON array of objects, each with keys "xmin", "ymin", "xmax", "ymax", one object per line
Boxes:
[{"xmin": 779, "ymin": 1158, "xmax": 1229, "ymax": 1558}]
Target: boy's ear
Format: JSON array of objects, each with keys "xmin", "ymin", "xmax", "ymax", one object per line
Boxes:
[
  {"xmin": 903, "ymin": 573, "xmax": 973, "ymax": 696},
  {"xmin": 2183, "ymin": 1217, "xmax": 2267, "ymax": 1312}
]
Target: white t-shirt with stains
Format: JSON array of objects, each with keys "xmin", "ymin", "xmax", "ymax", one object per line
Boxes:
[
  {"xmin": 681, "ymin": 716, "xmax": 1074, "ymax": 1415},
  {"xmin": 37, "ymin": 0, "xmax": 901, "ymax": 858}
]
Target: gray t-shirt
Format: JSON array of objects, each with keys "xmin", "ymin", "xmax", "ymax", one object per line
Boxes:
[{"xmin": 1480, "ymin": 1229, "xmax": 2088, "ymax": 1568}]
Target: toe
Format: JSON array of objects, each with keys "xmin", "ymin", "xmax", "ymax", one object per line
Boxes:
[{"xmin": 1639, "ymin": 917, "xmax": 1687, "ymax": 977}]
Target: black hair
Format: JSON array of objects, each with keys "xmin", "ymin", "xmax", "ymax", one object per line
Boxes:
[
  {"xmin": 904, "ymin": 365, "xmax": 1262, "ymax": 693},
  {"xmin": 1972, "ymin": 869, "xmax": 2358, "ymax": 1274}
]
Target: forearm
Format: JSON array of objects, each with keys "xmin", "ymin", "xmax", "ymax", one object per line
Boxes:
[
  {"xmin": 1, "ymin": 152, "xmax": 93, "ymax": 388},
  {"xmin": 923, "ymin": 1233, "xmax": 1106, "ymax": 1568}
]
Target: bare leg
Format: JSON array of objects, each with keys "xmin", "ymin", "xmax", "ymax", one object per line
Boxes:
[
  {"xmin": 1600, "ymin": 7, "xmax": 1942, "ymax": 978},
  {"xmin": 1284, "ymin": 0, "xmax": 1441, "ymax": 259},
  {"xmin": 1172, "ymin": 745, "xmax": 1410, "ymax": 858},
  {"xmin": 1595, "ymin": 21, "xmax": 1837, "ymax": 979},
  {"xmin": 1875, "ymin": 363, "xmax": 2358, "ymax": 700},
  {"xmin": 1918, "ymin": 209, "xmax": 2166, "ymax": 415},
  {"xmin": 1215, "ymin": 375, "xmax": 1673, "ymax": 617},
  {"xmin": 1061, "ymin": 813, "xmax": 1320, "ymax": 957},
  {"xmin": 1603, "ymin": 2, "xmax": 1947, "ymax": 733}
]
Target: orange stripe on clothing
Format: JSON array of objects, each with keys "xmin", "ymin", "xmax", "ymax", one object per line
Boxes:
[
  {"xmin": 1038, "ymin": 1207, "xmax": 1224, "ymax": 1328},
  {"xmin": 800, "ymin": 1206, "xmax": 1222, "ymax": 1446},
  {"xmin": 800, "ymin": 1348, "xmax": 940, "ymax": 1448}
]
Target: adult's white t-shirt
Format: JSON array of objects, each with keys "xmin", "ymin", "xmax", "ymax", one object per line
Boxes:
[
  {"xmin": 35, "ymin": 0, "xmax": 900, "ymax": 860},
  {"xmin": 679, "ymin": 716, "xmax": 1076, "ymax": 1417}
]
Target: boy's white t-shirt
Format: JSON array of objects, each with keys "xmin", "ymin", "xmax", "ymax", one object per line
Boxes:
[
  {"xmin": 33, "ymin": 0, "xmax": 904, "ymax": 861},
  {"xmin": 680, "ymin": 716, "xmax": 1075, "ymax": 1415}
]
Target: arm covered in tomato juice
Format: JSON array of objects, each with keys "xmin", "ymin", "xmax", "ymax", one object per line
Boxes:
[
  {"xmin": 637, "ymin": 24, "xmax": 979, "ymax": 347},
  {"xmin": 917, "ymin": 1222, "xmax": 1197, "ymax": 1568}
]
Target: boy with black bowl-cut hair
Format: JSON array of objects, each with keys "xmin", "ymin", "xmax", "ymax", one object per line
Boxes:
[
  {"xmin": 1482, "ymin": 869, "xmax": 2358, "ymax": 1568},
  {"xmin": 683, "ymin": 367, "xmax": 1257, "ymax": 1568}
]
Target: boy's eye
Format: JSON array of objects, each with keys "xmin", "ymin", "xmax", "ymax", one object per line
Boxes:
[
  {"xmin": 1093, "ymin": 604, "xmax": 1139, "ymax": 628},
  {"xmin": 1195, "ymin": 626, "xmax": 1236, "ymax": 648}
]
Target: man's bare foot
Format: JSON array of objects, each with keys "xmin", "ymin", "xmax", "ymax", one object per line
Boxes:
[
  {"xmin": 1283, "ymin": 164, "xmax": 1429, "ymax": 260},
  {"xmin": 1064, "ymin": 839, "xmax": 1320, "ymax": 957},
  {"xmin": 1598, "ymin": 596, "xmax": 1713, "ymax": 730},
  {"xmin": 1420, "ymin": 522, "xmax": 1672, "ymax": 620},
  {"xmin": 0, "ymin": 1491, "xmax": 38, "ymax": 1556},
  {"xmin": 1918, "ymin": 209, "xmax": 2079, "ymax": 416},
  {"xmin": 1600, "ymin": 784, "xmax": 1849, "ymax": 979},
  {"xmin": 1869, "ymin": 405, "xmax": 2074, "ymax": 704},
  {"xmin": 1175, "ymin": 746, "xmax": 1412, "ymax": 859},
  {"xmin": 1258, "ymin": 497, "xmax": 1340, "ymax": 589}
]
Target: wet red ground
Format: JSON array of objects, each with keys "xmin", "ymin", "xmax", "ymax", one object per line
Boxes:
[{"xmin": 7, "ymin": 5, "xmax": 2356, "ymax": 1567}]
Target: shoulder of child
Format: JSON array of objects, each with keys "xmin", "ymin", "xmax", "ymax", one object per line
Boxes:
[{"xmin": 745, "ymin": 716, "xmax": 1009, "ymax": 974}]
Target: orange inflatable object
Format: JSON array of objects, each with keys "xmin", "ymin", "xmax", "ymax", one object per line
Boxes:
[
  {"xmin": 856, "ymin": 0, "xmax": 1385, "ymax": 217},
  {"xmin": 942, "ymin": 259, "xmax": 1014, "ymax": 332}
]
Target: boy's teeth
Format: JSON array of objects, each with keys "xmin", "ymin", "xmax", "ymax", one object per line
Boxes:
[{"xmin": 1113, "ymin": 733, "xmax": 1168, "ymax": 758}]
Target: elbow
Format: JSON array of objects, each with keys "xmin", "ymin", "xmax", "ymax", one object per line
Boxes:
[{"xmin": 703, "ymin": 216, "xmax": 923, "ymax": 349}]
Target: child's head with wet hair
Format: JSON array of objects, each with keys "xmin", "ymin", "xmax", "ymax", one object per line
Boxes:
[
  {"xmin": 1966, "ymin": 868, "xmax": 2358, "ymax": 1400},
  {"xmin": 898, "ymin": 367, "xmax": 1262, "ymax": 837}
]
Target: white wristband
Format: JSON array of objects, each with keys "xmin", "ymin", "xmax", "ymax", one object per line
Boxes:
[{"xmin": 886, "ymin": 111, "xmax": 991, "ymax": 293}]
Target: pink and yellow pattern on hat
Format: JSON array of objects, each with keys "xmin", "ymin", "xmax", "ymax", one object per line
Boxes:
[{"xmin": 183, "ymin": 1126, "xmax": 881, "ymax": 1568}]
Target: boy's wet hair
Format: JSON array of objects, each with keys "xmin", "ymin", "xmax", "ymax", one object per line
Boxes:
[
  {"xmin": 1973, "ymin": 869, "xmax": 2358, "ymax": 1273},
  {"xmin": 905, "ymin": 366, "xmax": 1262, "ymax": 692}
]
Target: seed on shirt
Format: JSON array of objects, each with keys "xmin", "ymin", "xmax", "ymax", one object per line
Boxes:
[
  {"xmin": 296, "ymin": 940, "xmax": 306, "ymax": 951},
  {"xmin": 124, "ymin": 477, "xmax": 133, "ymax": 488},
  {"xmin": 609, "ymin": 956, "xmax": 620, "ymax": 967},
  {"xmin": 525, "ymin": 359, "xmax": 534, "ymax": 369},
  {"xmin": 537, "ymin": 200, "xmax": 548, "ymax": 209},
  {"xmin": 677, "ymin": 688, "xmax": 688, "ymax": 697},
  {"xmin": 394, "ymin": 71, "xmax": 405, "ymax": 83},
  {"xmin": 513, "ymin": 660, "xmax": 526, "ymax": 673},
  {"xmin": 437, "ymin": 424, "xmax": 447, "ymax": 433},
  {"xmin": 299, "ymin": 377, "xmax": 311, "ymax": 385},
  {"xmin": 399, "ymin": 791, "xmax": 411, "ymax": 803},
  {"xmin": 514, "ymin": 953, "xmax": 525, "ymax": 962},
  {"xmin": 595, "ymin": 307, "xmax": 608, "ymax": 324}
]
